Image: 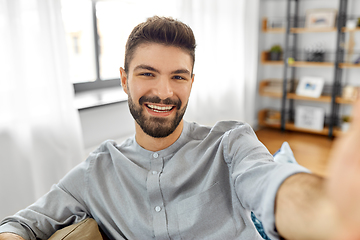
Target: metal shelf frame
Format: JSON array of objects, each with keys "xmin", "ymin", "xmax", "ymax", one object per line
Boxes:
[{"xmin": 280, "ymin": 0, "xmax": 348, "ymax": 138}]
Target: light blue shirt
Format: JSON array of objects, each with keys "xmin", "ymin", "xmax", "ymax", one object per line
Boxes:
[{"xmin": 0, "ymin": 121, "xmax": 309, "ymax": 239}]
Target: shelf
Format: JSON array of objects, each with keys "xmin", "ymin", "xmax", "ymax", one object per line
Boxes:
[
  {"xmin": 342, "ymin": 27, "xmax": 360, "ymax": 32},
  {"xmin": 260, "ymin": 81, "xmax": 356, "ymax": 105},
  {"xmin": 260, "ymin": 52, "xmax": 283, "ymax": 65},
  {"xmin": 289, "ymin": 61, "xmax": 334, "ymax": 67},
  {"xmin": 262, "ymin": 18, "xmax": 285, "ymax": 33},
  {"xmin": 261, "ymin": 52, "xmax": 335, "ymax": 67},
  {"xmin": 339, "ymin": 63, "xmax": 360, "ymax": 68},
  {"xmin": 336, "ymin": 97, "xmax": 357, "ymax": 104},
  {"xmin": 259, "ymin": 79, "xmax": 284, "ymax": 98},
  {"xmin": 258, "ymin": 109, "xmax": 342, "ymax": 137},
  {"xmin": 290, "ymin": 27, "xmax": 336, "ymax": 33},
  {"xmin": 287, "ymin": 93, "xmax": 331, "ymax": 102},
  {"xmin": 260, "ymin": 1, "xmax": 354, "ymax": 138}
]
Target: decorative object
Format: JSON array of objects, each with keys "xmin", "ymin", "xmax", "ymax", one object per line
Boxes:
[
  {"xmin": 341, "ymin": 115, "xmax": 351, "ymax": 132},
  {"xmin": 354, "ymin": 55, "xmax": 360, "ymax": 64},
  {"xmin": 267, "ymin": 18, "xmax": 283, "ymax": 29},
  {"xmin": 287, "ymin": 57, "xmax": 295, "ymax": 65},
  {"xmin": 261, "ymin": 79, "xmax": 291, "ymax": 94},
  {"xmin": 269, "ymin": 45, "xmax": 282, "ymax": 61},
  {"xmin": 295, "ymin": 106, "xmax": 325, "ymax": 131},
  {"xmin": 342, "ymin": 85, "xmax": 360, "ymax": 101},
  {"xmin": 296, "ymin": 76, "xmax": 325, "ymax": 98},
  {"xmin": 265, "ymin": 110, "xmax": 281, "ymax": 125},
  {"xmin": 305, "ymin": 9, "xmax": 337, "ymax": 28},
  {"xmin": 305, "ymin": 42, "xmax": 325, "ymax": 62},
  {"xmin": 357, "ymin": 17, "xmax": 360, "ymax": 27},
  {"xmin": 344, "ymin": 21, "xmax": 356, "ymax": 63},
  {"xmin": 346, "ymin": 19, "xmax": 357, "ymax": 29}
]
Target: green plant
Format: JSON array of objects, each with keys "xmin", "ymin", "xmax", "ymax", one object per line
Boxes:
[
  {"xmin": 357, "ymin": 17, "xmax": 360, "ymax": 27},
  {"xmin": 270, "ymin": 45, "xmax": 282, "ymax": 53},
  {"xmin": 342, "ymin": 115, "xmax": 351, "ymax": 123}
]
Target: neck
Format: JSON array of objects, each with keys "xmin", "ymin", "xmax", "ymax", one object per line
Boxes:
[{"xmin": 135, "ymin": 120, "xmax": 184, "ymax": 152}]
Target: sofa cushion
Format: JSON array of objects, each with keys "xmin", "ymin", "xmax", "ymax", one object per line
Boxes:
[{"xmin": 48, "ymin": 218, "xmax": 103, "ymax": 240}]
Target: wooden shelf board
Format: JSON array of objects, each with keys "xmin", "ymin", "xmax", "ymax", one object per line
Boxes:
[
  {"xmin": 336, "ymin": 97, "xmax": 356, "ymax": 104},
  {"xmin": 285, "ymin": 123, "xmax": 329, "ymax": 135},
  {"xmin": 289, "ymin": 61, "xmax": 334, "ymax": 67},
  {"xmin": 262, "ymin": 60, "xmax": 284, "ymax": 65},
  {"xmin": 290, "ymin": 27, "xmax": 336, "ymax": 33},
  {"xmin": 339, "ymin": 63, "xmax": 360, "ymax": 68},
  {"xmin": 261, "ymin": 52, "xmax": 283, "ymax": 65},
  {"xmin": 263, "ymin": 28, "xmax": 286, "ymax": 33},
  {"xmin": 287, "ymin": 93, "xmax": 331, "ymax": 102},
  {"xmin": 342, "ymin": 27, "xmax": 360, "ymax": 32},
  {"xmin": 259, "ymin": 81, "xmax": 356, "ymax": 105},
  {"xmin": 258, "ymin": 109, "xmax": 342, "ymax": 137}
]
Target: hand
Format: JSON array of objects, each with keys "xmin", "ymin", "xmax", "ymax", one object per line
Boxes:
[
  {"xmin": 327, "ymin": 97, "xmax": 360, "ymax": 239},
  {"xmin": 0, "ymin": 233, "xmax": 25, "ymax": 240}
]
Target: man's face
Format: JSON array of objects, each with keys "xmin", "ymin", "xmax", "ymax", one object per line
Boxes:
[{"xmin": 120, "ymin": 43, "xmax": 194, "ymax": 138}]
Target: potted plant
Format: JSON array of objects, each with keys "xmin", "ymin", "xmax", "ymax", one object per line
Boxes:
[
  {"xmin": 357, "ymin": 17, "xmax": 360, "ymax": 27},
  {"xmin": 341, "ymin": 115, "xmax": 351, "ymax": 132},
  {"xmin": 269, "ymin": 45, "xmax": 282, "ymax": 61}
]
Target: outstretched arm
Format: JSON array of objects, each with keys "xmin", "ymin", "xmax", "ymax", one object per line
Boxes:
[
  {"xmin": 275, "ymin": 173, "xmax": 341, "ymax": 239},
  {"xmin": 275, "ymin": 97, "xmax": 360, "ymax": 240},
  {"xmin": 326, "ymin": 96, "xmax": 360, "ymax": 239}
]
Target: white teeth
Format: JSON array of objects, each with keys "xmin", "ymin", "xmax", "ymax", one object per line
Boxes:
[{"xmin": 147, "ymin": 104, "xmax": 173, "ymax": 112}]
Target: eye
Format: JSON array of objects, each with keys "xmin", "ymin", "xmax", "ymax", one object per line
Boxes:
[
  {"xmin": 140, "ymin": 72, "xmax": 154, "ymax": 77},
  {"xmin": 173, "ymin": 75, "xmax": 186, "ymax": 80}
]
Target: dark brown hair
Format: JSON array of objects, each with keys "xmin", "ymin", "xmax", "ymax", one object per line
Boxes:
[{"xmin": 124, "ymin": 16, "xmax": 196, "ymax": 75}]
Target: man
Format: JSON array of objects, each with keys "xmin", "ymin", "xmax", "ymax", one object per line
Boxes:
[{"xmin": 1, "ymin": 16, "xmax": 360, "ymax": 240}]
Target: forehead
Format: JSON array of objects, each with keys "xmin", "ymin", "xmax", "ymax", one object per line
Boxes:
[{"xmin": 129, "ymin": 43, "xmax": 193, "ymax": 73}]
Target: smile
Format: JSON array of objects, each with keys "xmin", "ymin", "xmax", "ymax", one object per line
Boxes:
[{"xmin": 146, "ymin": 104, "xmax": 175, "ymax": 113}]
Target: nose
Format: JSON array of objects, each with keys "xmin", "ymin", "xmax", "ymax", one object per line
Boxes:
[{"xmin": 154, "ymin": 77, "xmax": 173, "ymax": 100}]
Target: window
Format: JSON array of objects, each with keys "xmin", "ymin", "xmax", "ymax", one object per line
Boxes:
[{"xmin": 61, "ymin": 0, "xmax": 181, "ymax": 93}]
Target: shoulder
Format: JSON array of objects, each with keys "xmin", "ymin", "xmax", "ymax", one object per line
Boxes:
[{"xmin": 186, "ymin": 120, "xmax": 252, "ymax": 140}]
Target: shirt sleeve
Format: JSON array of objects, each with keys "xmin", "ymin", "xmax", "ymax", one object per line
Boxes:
[
  {"xmin": 225, "ymin": 123, "xmax": 310, "ymax": 240},
  {"xmin": 0, "ymin": 158, "xmax": 92, "ymax": 240}
]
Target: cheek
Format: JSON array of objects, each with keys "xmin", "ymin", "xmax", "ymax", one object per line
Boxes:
[
  {"xmin": 178, "ymin": 87, "xmax": 192, "ymax": 104},
  {"xmin": 128, "ymin": 82, "xmax": 149, "ymax": 100}
]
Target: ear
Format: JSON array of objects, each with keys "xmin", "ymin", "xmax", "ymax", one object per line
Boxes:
[
  {"xmin": 190, "ymin": 73, "xmax": 195, "ymax": 88},
  {"xmin": 120, "ymin": 67, "xmax": 128, "ymax": 94}
]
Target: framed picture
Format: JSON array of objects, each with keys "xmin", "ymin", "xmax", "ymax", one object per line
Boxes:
[
  {"xmin": 305, "ymin": 9, "xmax": 337, "ymax": 28},
  {"xmin": 296, "ymin": 76, "xmax": 325, "ymax": 98},
  {"xmin": 295, "ymin": 106, "xmax": 325, "ymax": 131}
]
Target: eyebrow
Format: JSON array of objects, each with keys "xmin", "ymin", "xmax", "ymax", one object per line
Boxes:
[
  {"xmin": 171, "ymin": 69, "xmax": 191, "ymax": 75},
  {"xmin": 133, "ymin": 64, "xmax": 160, "ymax": 73},
  {"xmin": 133, "ymin": 64, "xmax": 191, "ymax": 76}
]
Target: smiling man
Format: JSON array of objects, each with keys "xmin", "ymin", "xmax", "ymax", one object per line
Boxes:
[
  {"xmin": 121, "ymin": 43, "xmax": 194, "ymax": 150},
  {"xmin": 1, "ymin": 16, "xmax": 360, "ymax": 240}
]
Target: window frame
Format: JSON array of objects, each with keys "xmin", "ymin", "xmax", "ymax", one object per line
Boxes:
[{"xmin": 73, "ymin": 0, "xmax": 121, "ymax": 93}]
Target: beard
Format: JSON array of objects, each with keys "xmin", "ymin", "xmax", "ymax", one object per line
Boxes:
[{"xmin": 127, "ymin": 93, "xmax": 187, "ymax": 138}]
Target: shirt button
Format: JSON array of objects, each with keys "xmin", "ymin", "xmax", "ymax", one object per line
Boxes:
[
  {"xmin": 152, "ymin": 171, "xmax": 158, "ymax": 175},
  {"xmin": 153, "ymin": 153, "xmax": 159, "ymax": 158},
  {"xmin": 155, "ymin": 206, "xmax": 162, "ymax": 212}
]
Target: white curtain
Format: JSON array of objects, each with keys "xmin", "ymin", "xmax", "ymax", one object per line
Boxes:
[
  {"xmin": 0, "ymin": 0, "xmax": 84, "ymax": 220},
  {"xmin": 180, "ymin": 0, "xmax": 259, "ymax": 127}
]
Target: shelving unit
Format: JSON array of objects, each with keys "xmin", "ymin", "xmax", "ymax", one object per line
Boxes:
[
  {"xmin": 259, "ymin": 79, "xmax": 356, "ymax": 104},
  {"xmin": 258, "ymin": 0, "xmax": 360, "ymax": 137}
]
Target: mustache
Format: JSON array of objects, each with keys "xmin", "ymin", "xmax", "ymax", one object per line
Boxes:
[{"xmin": 139, "ymin": 96, "xmax": 182, "ymax": 109}]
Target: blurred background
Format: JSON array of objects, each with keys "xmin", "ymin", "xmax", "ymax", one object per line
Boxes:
[
  {"xmin": 3, "ymin": 0, "xmax": 358, "ymax": 222},
  {"xmin": 0, "ymin": 0, "xmax": 259, "ymax": 219}
]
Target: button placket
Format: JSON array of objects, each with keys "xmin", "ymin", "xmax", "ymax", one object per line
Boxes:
[{"xmin": 147, "ymin": 154, "xmax": 168, "ymax": 239}]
